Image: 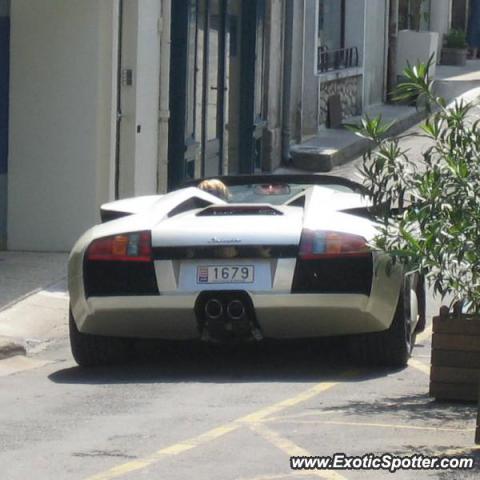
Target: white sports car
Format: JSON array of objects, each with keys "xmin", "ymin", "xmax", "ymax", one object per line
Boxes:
[{"xmin": 68, "ymin": 175, "xmax": 425, "ymax": 367}]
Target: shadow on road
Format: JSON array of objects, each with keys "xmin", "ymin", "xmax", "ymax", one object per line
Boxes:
[
  {"xmin": 48, "ymin": 338, "xmax": 399, "ymax": 385},
  {"xmin": 322, "ymin": 392, "xmax": 478, "ymax": 423}
]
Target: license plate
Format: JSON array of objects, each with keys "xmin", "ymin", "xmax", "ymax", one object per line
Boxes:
[{"xmin": 197, "ymin": 265, "xmax": 255, "ymax": 284}]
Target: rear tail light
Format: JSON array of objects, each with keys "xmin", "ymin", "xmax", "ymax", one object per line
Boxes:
[
  {"xmin": 86, "ymin": 231, "xmax": 152, "ymax": 262},
  {"xmin": 299, "ymin": 229, "xmax": 369, "ymax": 259}
]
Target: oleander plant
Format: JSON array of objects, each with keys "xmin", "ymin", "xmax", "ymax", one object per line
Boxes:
[{"xmin": 352, "ymin": 56, "xmax": 480, "ymax": 314}]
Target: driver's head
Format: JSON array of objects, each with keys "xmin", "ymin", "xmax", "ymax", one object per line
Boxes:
[{"xmin": 198, "ymin": 179, "xmax": 230, "ymax": 201}]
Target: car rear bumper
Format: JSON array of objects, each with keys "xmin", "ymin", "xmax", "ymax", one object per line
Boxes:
[{"xmin": 73, "ymin": 292, "xmax": 396, "ymax": 340}]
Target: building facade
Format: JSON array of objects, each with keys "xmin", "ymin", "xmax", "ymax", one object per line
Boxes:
[
  {"xmin": 2, "ymin": 0, "xmax": 410, "ymax": 252},
  {"xmin": 279, "ymin": 0, "xmax": 389, "ymax": 158},
  {"xmin": 0, "ymin": 0, "xmax": 8, "ymax": 250},
  {"xmin": 3, "ymin": 0, "xmax": 286, "ymax": 251},
  {"xmin": 167, "ymin": 0, "xmax": 284, "ymax": 188},
  {"xmin": 6, "ymin": 0, "xmax": 166, "ymax": 251}
]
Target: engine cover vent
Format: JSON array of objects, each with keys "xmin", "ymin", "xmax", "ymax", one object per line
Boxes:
[{"xmin": 197, "ymin": 205, "xmax": 283, "ymax": 216}]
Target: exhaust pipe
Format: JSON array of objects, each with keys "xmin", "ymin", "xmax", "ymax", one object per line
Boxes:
[
  {"xmin": 204, "ymin": 298, "xmax": 223, "ymax": 321},
  {"xmin": 226, "ymin": 299, "xmax": 246, "ymax": 321}
]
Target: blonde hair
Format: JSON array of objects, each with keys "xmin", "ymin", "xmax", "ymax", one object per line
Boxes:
[{"xmin": 198, "ymin": 179, "xmax": 230, "ymax": 201}]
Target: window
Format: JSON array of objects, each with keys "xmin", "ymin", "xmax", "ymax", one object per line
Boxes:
[
  {"xmin": 316, "ymin": 0, "xmax": 360, "ymax": 74},
  {"xmin": 318, "ymin": 0, "xmax": 345, "ymax": 51},
  {"xmin": 398, "ymin": 0, "xmax": 431, "ymax": 31}
]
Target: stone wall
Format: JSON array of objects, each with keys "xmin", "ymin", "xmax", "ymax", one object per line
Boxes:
[{"xmin": 319, "ymin": 75, "xmax": 362, "ymax": 126}]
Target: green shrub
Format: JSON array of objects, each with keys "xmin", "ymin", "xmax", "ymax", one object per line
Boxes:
[
  {"xmin": 353, "ymin": 55, "xmax": 480, "ymax": 313},
  {"xmin": 445, "ymin": 29, "xmax": 467, "ymax": 49}
]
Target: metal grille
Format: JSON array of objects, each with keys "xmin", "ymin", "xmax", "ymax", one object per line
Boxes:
[{"xmin": 317, "ymin": 46, "xmax": 360, "ymax": 73}]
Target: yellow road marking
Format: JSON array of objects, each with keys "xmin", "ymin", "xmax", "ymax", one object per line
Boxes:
[
  {"xmin": 236, "ymin": 473, "xmax": 320, "ymax": 480},
  {"xmin": 239, "ymin": 381, "xmax": 341, "ymax": 424},
  {"xmin": 85, "ymin": 423, "xmax": 239, "ymax": 480},
  {"xmin": 266, "ymin": 419, "xmax": 474, "ymax": 434},
  {"xmin": 416, "ymin": 323, "xmax": 432, "ymax": 344},
  {"xmin": 410, "ymin": 321, "xmax": 433, "ymax": 373},
  {"xmin": 409, "ymin": 358, "xmax": 430, "ymax": 375},
  {"xmin": 85, "ymin": 375, "xmax": 353, "ymax": 480},
  {"xmin": 249, "ymin": 423, "xmax": 347, "ymax": 480},
  {"xmin": 265, "ymin": 410, "xmax": 339, "ymax": 423},
  {"xmin": 439, "ymin": 446, "xmax": 480, "ymax": 456}
]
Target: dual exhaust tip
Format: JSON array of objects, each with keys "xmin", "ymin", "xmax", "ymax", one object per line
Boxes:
[{"xmin": 204, "ymin": 298, "xmax": 245, "ymax": 321}]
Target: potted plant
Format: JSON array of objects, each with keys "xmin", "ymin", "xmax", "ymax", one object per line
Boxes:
[
  {"xmin": 396, "ymin": 0, "xmax": 438, "ymax": 79},
  {"xmin": 353, "ymin": 56, "xmax": 480, "ymax": 402},
  {"xmin": 441, "ymin": 29, "xmax": 468, "ymax": 66}
]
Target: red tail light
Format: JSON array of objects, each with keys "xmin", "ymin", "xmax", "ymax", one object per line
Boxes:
[
  {"xmin": 299, "ymin": 229, "xmax": 369, "ymax": 259},
  {"xmin": 86, "ymin": 231, "xmax": 152, "ymax": 262}
]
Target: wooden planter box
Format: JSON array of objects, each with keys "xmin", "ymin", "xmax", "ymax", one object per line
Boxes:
[{"xmin": 429, "ymin": 314, "xmax": 480, "ymax": 402}]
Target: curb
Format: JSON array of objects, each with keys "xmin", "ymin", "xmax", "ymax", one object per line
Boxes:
[
  {"xmin": 446, "ymin": 85, "xmax": 480, "ymax": 107},
  {"xmin": 0, "ymin": 336, "xmax": 27, "ymax": 360},
  {"xmin": 290, "ymin": 109, "xmax": 426, "ymax": 172},
  {"xmin": 289, "ymin": 84, "xmax": 480, "ymax": 173},
  {"xmin": 0, "ymin": 275, "xmax": 67, "ymax": 314},
  {"xmin": 0, "ymin": 276, "xmax": 68, "ymax": 361}
]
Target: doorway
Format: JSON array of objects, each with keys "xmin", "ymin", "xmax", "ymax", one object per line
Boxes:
[
  {"xmin": 238, "ymin": 0, "xmax": 266, "ymax": 173},
  {"xmin": 168, "ymin": 0, "xmax": 266, "ymax": 189},
  {"xmin": 169, "ymin": 0, "xmax": 228, "ymax": 188}
]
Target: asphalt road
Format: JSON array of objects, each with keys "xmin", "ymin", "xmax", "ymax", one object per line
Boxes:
[{"xmin": 0, "ymin": 301, "xmax": 479, "ymax": 480}]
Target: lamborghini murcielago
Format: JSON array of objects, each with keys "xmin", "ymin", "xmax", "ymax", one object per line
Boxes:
[{"xmin": 68, "ymin": 175, "xmax": 425, "ymax": 367}]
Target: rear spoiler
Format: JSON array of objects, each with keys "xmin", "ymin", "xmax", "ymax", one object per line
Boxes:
[
  {"xmin": 100, "ymin": 195, "xmax": 164, "ymax": 222},
  {"xmin": 99, "ymin": 188, "xmax": 226, "ymax": 223}
]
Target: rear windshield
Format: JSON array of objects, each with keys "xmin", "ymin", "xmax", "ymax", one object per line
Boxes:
[{"xmin": 227, "ymin": 183, "xmax": 353, "ymax": 205}]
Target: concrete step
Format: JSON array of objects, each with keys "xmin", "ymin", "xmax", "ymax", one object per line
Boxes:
[
  {"xmin": 290, "ymin": 104, "xmax": 425, "ymax": 172},
  {"xmin": 290, "ymin": 60, "xmax": 480, "ymax": 173}
]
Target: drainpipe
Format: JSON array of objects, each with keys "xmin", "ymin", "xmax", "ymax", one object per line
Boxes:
[
  {"xmin": 114, "ymin": 0, "xmax": 124, "ymax": 199},
  {"xmin": 384, "ymin": 0, "xmax": 391, "ymax": 103},
  {"xmin": 387, "ymin": 0, "xmax": 399, "ymax": 100},
  {"xmin": 281, "ymin": 0, "xmax": 294, "ymax": 163},
  {"xmin": 157, "ymin": 0, "xmax": 171, "ymax": 193}
]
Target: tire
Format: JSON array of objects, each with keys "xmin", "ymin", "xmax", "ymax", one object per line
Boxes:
[
  {"xmin": 69, "ymin": 309, "xmax": 131, "ymax": 367},
  {"xmin": 348, "ymin": 277, "xmax": 415, "ymax": 367},
  {"xmin": 414, "ymin": 276, "xmax": 427, "ymax": 333}
]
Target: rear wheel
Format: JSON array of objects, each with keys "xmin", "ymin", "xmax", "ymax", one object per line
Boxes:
[
  {"xmin": 348, "ymin": 276, "xmax": 415, "ymax": 367},
  {"xmin": 69, "ymin": 309, "xmax": 131, "ymax": 367},
  {"xmin": 414, "ymin": 276, "xmax": 426, "ymax": 333}
]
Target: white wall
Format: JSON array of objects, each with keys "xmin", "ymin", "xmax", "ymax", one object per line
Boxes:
[
  {"xmin": 118, "ymin": 0, "xmax": 160, "ymax": 198},
  {"xmin": 135, "ymin": 0, "xmax": 161, "ymax": 195},
  {"xmin": 8, "ymin": 0, "xmax": 117, "ymax": 251}
]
